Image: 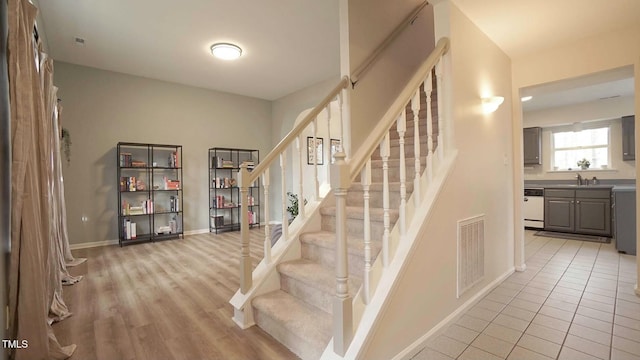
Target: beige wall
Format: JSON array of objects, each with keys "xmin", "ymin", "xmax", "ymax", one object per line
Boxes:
[
  {"xmin": 54, "ymin": 61, "xmax": 272, "ymax": 245},
  {"xmin": 362, "ymin": 3, "xmax": 515, "ymax": 358},
  {"xmin": 346, "ymin": 0, "xmax": 435, "ymax": 154}
]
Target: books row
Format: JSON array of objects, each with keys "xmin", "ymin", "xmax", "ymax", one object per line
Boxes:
[
  {"xmin": 122, "ymin": 219, "xmax": 137, "ymax": 240},
  {"xmin": 119, "ymin": 153, "xmax": 147, "ymax": 167},
  {"xmin": 169, "ymin": 196, "xmax": 180, "ymax": 212},
  {"xmin": 163, "ymin": 176, "xmax": 181, "ymax": 190},
  {"xmin": 212, "ymin": 177, "xmax": 237, "ymax": 189},
  {"xmin": 213, "ymin": 195, "xmax": 235, "ymax": 209},
  {"xmin": 120, "ymin": 176, "xmax": 146, "ymax": 192},
  {"xmin": 122, "ymin": 199, "xmax": 154, "ymax": 215},
  {"xmin": 212, "ymin": 156, "xmax": 235, "ymax": 169},
  {"xmin": 247, "ymin": 210, "xmax": 258, "ymax": 225}
]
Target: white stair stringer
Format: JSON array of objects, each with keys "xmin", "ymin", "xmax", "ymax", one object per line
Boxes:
[{"xmin": 320, "ymin": 149, "xmax": 458, "ymax": 360}]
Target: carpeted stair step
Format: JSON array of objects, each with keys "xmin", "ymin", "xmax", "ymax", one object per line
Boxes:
[
  {"xmin": 278, "ymin": 259, "xmax": 362, "ymax": 314},
  {"xmin": 320, "ymin": 206, "xmax": 399, "ymax": 240},
  {"xmin": 370, "ymin": 137, "xmax": 429, "ymax": 159},
  {"xmin": 253, "ymin": 289, "xmax": 331, "ymax": 360},
  {"xmin": 370, "ymin": 157, "xmax": 427, "ymax": 182},
  {"xmin": 300, "ymin": 231, "xmax": 382, "ymax": 278},
  {"xmin": 347, "ymin": 181, "xmax": 415, "ymax": 208}
]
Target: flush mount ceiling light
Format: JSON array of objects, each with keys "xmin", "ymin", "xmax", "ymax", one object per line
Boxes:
[
  {"xmin": 210, "ymin": 43, "xmax": 242, "ymax": 60},
  {"xmin": 481, "ymin": 96, "xmax": 505, "ymax": 114},
  {"xmin": 521, "ymin": 95, "xmax": 533, "ymax": 102}
]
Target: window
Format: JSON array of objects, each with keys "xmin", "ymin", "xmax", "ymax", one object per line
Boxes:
[{"xmin": 552, "ymin": 126, "xmax": 609, "ymax": 170}]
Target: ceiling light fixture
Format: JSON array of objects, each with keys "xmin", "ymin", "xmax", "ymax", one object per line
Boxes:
[
  {"xmin": 481, "ymin": 96, "xmax": 504, "ymax": 114},
  {"xmin": 521, "ymin": 96, "xmax": 533, "ymax": 102},
  {"xmin": 210, "ymin": 43, "xmax": 242, "ymax": 60}
]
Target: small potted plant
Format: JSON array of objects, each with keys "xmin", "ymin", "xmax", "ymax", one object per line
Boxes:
[
  {"xmin": 286, "ymin": 192, "xmax": 307, "ymax": 223},
  {"xmin": 577, "ymin": 158, "xmax": 590, "ymax": 170}
]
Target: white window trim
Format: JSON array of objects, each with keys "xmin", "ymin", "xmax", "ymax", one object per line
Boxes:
[{"xmin": 549, "ymin": 124, "xmax": 612, "ymax": 171}]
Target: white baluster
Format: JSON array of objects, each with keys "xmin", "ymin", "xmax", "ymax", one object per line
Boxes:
[
  {"xmin": 411, "ymin": 87, "xmax": 422, "ymax": 206},
  {"xmin": 380, "ymin": 133, "xmax": 390, "ymax": 267},
  {"xmin": 425, "ymin": 72, "xmax": 434, "ymax": 184},
  {"xmin": 331, "ymin": 151, "xmax": 352, "ymax": 355},
  {"xmin": 326, "ymin": 104, "xmax": 332, "ymax": 176},
  {"xmin": 280, "ymin": 153, "xmax": 289, "ymax": 240},
  {"xmin": 396, "ymin": 110, "xmax": 407, "ymax": 237},
  {"xmin": 262, "ymin": 169, "xmax": 271, "ymax": 264},
  {"xmin": 362, "ymin": 159, "xmax": 372, "ymax": 304},
  {"xmin": 435, "ymin": 61, "xmax": 445, "ymax": 161},
  {"xmin": 312, "ymin": 119, "xmax": 319, "ymax": 201},
  {"xmin": 338, "ymin": 92, "xmax": 344, "ymax": 154},
  {"xmin": 238, "ymin": 165, "xmax": 252, "ymax": 293},
  {"xmin": 296, "ymin": 136, "xmax": 305, "ymax": 219}
]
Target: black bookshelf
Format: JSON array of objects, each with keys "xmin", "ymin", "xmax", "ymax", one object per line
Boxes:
[
  {"xmin": 209, "ymin": 147, "xmax": 260, "ymax": 233},
  {"xmin": 117, "ymin": 142, "xmax": 183, "ymax": 246}
]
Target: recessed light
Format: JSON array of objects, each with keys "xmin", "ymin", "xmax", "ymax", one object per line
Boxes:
[
  {"xmin": 521, "ymin": 96, "xmax": 533, "ymax": 102},
  {"xmin": 210, "ymin": 43, "xmax": 242, "ymax": 60}
]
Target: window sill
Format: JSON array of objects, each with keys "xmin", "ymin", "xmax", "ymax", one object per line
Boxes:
[{"xmin": 546, "ymin": 168, "xmax": 618, "ymax": 173}]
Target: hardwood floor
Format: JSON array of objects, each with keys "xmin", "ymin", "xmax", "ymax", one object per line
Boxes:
[{"xmin": 53, "ymin": 229, "xmax": 299, "ymax": 360}]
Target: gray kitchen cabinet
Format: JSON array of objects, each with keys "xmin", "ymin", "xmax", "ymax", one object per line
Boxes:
[
  {"xmin": 523, "ymin": 127, "xmax": 542, "ymax": 165},
  {"xmin": 622, "ymin": 115, "xmax": 635, "ymax": 161},
  {"xmin": 544, "ymin": 188, "xmax": 612, "ymax": 237},
  {"xmin": 614, "ymin": 188, "xmax": 636, "ymax": 255},
  {"xmin": 544, "ymin": 190, "xmax": 574, "ymax": 232}
]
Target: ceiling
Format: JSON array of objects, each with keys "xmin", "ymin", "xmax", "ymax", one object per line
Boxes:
[
  {"xmin": 35, "ymin": 0, "xmax": 639, "ymax": 103},
  {"xmin": 35, "ymin": 0, "xmax": 341, "ymax": 101}
]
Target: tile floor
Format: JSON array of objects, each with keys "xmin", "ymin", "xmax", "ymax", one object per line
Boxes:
[{"xmin": 412, "ymin": 231, "xmax": 640, "ymax": 360}]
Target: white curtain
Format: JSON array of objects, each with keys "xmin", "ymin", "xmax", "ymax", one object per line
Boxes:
[{"xmin": 7, "ymin": 0, "xmax": 77, "ymax": 358}]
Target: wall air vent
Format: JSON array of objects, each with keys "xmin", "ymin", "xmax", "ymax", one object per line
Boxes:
[
  {"xmin": 74, "ymin": 37, "xmax": 85, "ymax": 46},
  {"xmin": 457, "ymin": 215, "xmax": 485, "ymax": 298}
]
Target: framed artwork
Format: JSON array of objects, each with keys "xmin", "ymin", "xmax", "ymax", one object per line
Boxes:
[
  {"xmin": 307, "ymin": 137, "xmax": 323, "ymax": 165},
  {"xmin": 330, "ymin": 138, "xmax": 341, "ymax": 164}
]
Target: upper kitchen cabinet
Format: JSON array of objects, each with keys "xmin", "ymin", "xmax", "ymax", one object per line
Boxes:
[
  {"xmin": 622, "ymin": 115, "xmax": 635, "ymax": 161},
  {"xmin": 523, "ymin": 127, "xmax": 542, "ymax": 165}
]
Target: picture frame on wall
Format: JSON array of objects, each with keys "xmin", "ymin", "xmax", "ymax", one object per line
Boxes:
[
  {"xmin": 307, "ymin": 137, "xmax": 323, "ymax": 165},
  {"xmin": 330, "ymin": 138, "xmax": 341, "ymax": 164}
]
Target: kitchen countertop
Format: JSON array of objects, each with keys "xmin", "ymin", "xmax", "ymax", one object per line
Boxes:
[{"xmin": 525, "ymin": 180, "xmax": 635, "ymax": 192}]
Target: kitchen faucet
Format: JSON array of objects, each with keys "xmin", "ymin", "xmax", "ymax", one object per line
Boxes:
[{"xmin": 576, "ymin": 173, "xmax": 583, "ymax": 185}]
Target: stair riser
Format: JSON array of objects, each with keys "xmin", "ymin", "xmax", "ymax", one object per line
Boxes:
[
  {"xmin": 301, "ymin": 242, "xmax": 369, "ymax": 278},
  {"xmin": 321, "ymin": 215, "xmax": 388, "ymax": 240},
  {"xmin": 254, "ymin": 309, "xmax": 324, "ymax": 360},
  {"xmin": 370, "ymin": 141, "xmax": 430, "ymax": 159},
  {"xmin": 280, "ymin": 275, "xmax": 333, "ymax": 314}
]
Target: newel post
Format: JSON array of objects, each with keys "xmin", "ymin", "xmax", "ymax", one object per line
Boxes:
[
  {"xmin": 331, "ymin": 151, "xmax": 353, "ymax": 355},
  {"xmin": 238, "ymin": 164, "xmax": 252, "ymax": 294}
]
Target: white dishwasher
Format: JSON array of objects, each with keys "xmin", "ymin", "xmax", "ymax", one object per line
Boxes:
[{"xmin": 524, "ymin": 188, "xmax": 544, "ymax": 229}]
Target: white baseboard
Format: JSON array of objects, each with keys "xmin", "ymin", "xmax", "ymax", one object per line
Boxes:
[
  {"xmin": 70, "ymin": 239, "xmax": 119, "ymax": 250},
  {"xmin": 184, "ymin": 228, "xmax": 209, "ymax": 235},
  {"xmin": 393, "ymin": 267, "xmax": 515, "ymax": 360}
]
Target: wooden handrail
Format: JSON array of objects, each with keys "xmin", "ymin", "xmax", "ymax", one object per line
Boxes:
[
  {"xmin": 350, "ymin": 1, "xmax": 430, "ymax": 87},
  {"xmin": 243, "ymin": 76, "xmax": 350, "ymax": 186}
]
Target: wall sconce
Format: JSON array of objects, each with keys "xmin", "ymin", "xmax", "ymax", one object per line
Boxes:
[{"xmin": 481, "ymin": 96, "xmax": 504, "ymax": 114}]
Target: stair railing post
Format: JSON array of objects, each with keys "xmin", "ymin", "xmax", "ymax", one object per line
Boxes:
[
  {"xmin": 435, "ymin": 59, "xmax": 445, "ymax": 162},
  {"xmin": 396, "ymin": 110, "xmax": 407, "ymax": 237},
  {"xmin": 296, "ymin": 136, "xmax": 305, "ymax": 220},
  {"xmin": 326, "ymin": 104, "xmax": 332, "ymax": 181},
  {"xmin": 411, "ymin": 87, "xmax": 422, "ymax": 206},
  {"xmin": 380, "ymin": 133, "xmax": 391, "ymax": 267},
  {"xmin": 331, "ymin": 151, "xmax": 352, "ymax": 356},
  {"xmin": 238, "ymin": 164, "xmax": 252, "ymax": 294},
  {"xmin": 262, "ymin": 169, "xmax": 271, "ymax": 264},
  {"xmin": 425, "ymin": 72, "xmax": 434, "ymax": 183},
  {"xmin": 312, "ymin": 119, "xmax": 320, "ymax": 201},
  {"xmin": 362, "ymin": 159, "xmax": 372, "ymax": 304}
]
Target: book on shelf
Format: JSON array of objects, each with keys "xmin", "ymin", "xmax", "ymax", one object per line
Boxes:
[
  {"xmin": 163, "ymin": 176, "xmax": 180, "ymax": 190},
  {"xmin": 169, "ymin": 196, "xmax": 180, "ymax": 212},
  {"xmin": 122, "ymin": 199, "xmax": 153, "ymax": 215},
  {"xmin": 241, "ymin": 160, "xmax": 255, "ymax": 170},
  {"xmin": 123, "ymin": 219, "xmax": 137, "ymax": 240},
  {"xmin": 248, "ymin": 210, "xmax": 258, "ymax": 225},
  {"xmin": 119, "ymin": 153, "xmax": 132, "ymax": 167},
  {"xmin": 168, "ymin": 151, "xmax": 179, "ymax": 168},
  {"xmin": 131, "ymin": 160, "xmax": 147, "ymax": 167},
  {"xmin": 120, "ymin": 176, "xmax": 138, "ymax": 192}
]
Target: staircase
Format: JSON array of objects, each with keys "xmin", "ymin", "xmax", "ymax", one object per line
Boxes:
[{"xmin": 251, "ymin": 91, "xmax": 432, "ymax": 359}]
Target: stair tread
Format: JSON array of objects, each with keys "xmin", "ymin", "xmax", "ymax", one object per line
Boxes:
[
  {"xmin": 278, "ymin": 258, "xmax": 362, "ymax": 294},
  {"xmin": 253, "ymin": 289, "xmax": 332, "ymax": 348},
  {"xmin": 349, "ymin": 182, "xmax": 415, "ymax": 192},
  {"xmin": 300, "ymin": 230, "xmax": 382, "ymax": 255}
]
